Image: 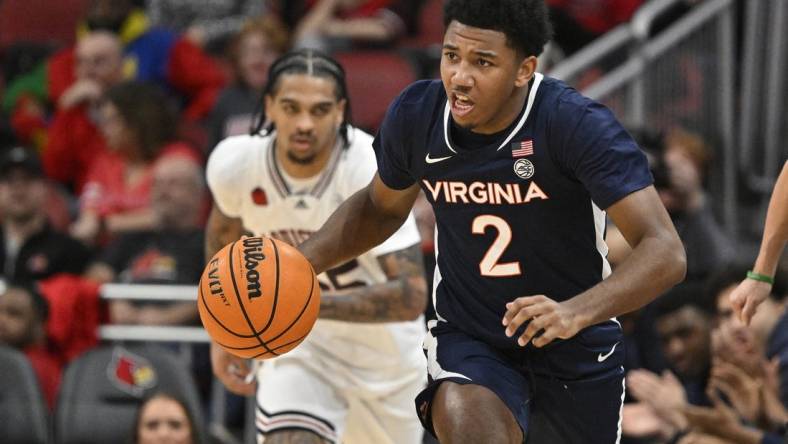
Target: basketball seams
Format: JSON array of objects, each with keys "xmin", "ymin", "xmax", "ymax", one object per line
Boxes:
[
  {"xmin": 228, "ymin": 240, "xmax": 279, "ymax": 356},
  {"xmin": 250, "ymin": 331, "xmax": 311, "ymax": 359},
  {"xmin": 199, "ymin": 236, "xmax": 320, "ymax": 360},
  {"xmin": 263, "ymin": 266, "xmax": 317, "ymax": 345},
  {"xmin": 198, "ymin": 280, "xmax": 261, "ymax": 338},
  {"xmin": 257, "ymin": 237, "xmax": 281, "ymax": 334}
]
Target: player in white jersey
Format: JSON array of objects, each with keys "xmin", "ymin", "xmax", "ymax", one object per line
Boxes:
[{"xmin": 205, "ymin": 49, "xmax": 427, "ymax": 444}]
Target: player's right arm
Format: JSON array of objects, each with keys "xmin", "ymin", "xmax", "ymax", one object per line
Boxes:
[{"xmin": 299, "ymin": 173, "xmax": 421, "ymax": 275}]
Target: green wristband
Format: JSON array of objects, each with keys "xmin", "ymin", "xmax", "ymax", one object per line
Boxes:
[{"xmin": 746, "ymin": 271, "xmax": 774, "ymax": 285}]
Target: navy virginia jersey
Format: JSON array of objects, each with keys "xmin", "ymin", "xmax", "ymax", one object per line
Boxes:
[{"xmin": 373, "ymin": 73, "xmax": 653, "ymax": 350}]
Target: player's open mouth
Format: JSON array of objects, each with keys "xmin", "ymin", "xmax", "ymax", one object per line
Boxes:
[{"xmin": 451, "ymin": 93, "xmax": 475, "ymax": 117}]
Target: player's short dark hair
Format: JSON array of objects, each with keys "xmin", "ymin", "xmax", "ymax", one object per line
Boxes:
[
  {"xmin": 652, "ymin": 281, "xmax": 716, "ymax": 321},
  {"xmin": 443, "ymin": 0, "xmax": 553, "ymax": 57},
  {"xmin": 250, "ymin": 49, "xmax": 352, "ymax": 149}
]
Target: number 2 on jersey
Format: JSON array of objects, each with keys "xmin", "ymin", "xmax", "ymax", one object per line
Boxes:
[{"xmin": 471, "ymin": 215, "xmax": 522, "ymax": 277}]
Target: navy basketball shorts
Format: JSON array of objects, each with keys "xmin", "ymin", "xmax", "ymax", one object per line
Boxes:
[{"xmin": 415, "ymin": 320, "xmax": 626, "ymax": 444}]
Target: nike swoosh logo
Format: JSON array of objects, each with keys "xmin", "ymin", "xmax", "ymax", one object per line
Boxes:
[
  {"xmin": 597, "ymin": 342, "xmax": 619, "ymax": 362},
  {"xmin": 425, "ymin": 153, "xmax": 452, "ymax": 164}
]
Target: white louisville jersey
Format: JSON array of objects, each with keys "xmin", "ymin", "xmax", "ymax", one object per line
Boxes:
[{"xmin": 207, "ymin": 127, "xmax": 426, "ymax": 375}]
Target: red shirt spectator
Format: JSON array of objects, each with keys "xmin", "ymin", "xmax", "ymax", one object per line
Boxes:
[
  {"xmin": 81, "ymin": 143, "xmax": 199, "ymax": 218},
  {"xmin": 43, "ymin": 31, "xmax": 125, "ymax": 193},
  {"xmin": 70, "ymin": 82, "xmax": 201, "ymax": 245},
  {"xmin": 2, "ymin": 2, "xmax": 226, "ymax": 148}
]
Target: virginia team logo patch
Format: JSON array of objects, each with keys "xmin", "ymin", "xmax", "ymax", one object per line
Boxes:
[
  {"xmin": 514, "ymin": 158, "xmax": 535, "ymax": 179},
  {"xmin": 107, "ymin": 347, "xmax": 158, "ymax": 397}
]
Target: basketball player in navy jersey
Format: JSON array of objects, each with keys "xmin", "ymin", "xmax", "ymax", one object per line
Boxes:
[{"xmin": 298, "ymin": 1, "xmax": 687, "ymax": 443}]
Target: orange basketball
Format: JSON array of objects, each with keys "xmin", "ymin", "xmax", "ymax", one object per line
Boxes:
[{"xmin": 198, "ymin": 236, "xmax": 320, "ymax": 359}]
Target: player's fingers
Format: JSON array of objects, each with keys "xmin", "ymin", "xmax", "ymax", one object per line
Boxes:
[
  {"xmin": 504, "ymin": 295, "xmax": 548, "ymax": 313},
  {"xmin": 503, "ymin": 295, "xmax": 548, "ymax": 325},
  {"xmin": 531, "ymin": 324, "xmax": 560, "ymax": 348},
  {"xmin": 517, "ymin": 312, "xmax": 554, "ymax": 347},
  {"xmin": 504, "ymin": 302, "xmax": 549, "ymax": 336},
  {"xmin": 741, "ymin": 298, "xmax": 758, "ymax": 326}
]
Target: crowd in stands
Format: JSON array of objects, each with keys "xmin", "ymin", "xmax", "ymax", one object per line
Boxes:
[{"xmin": 0, "ymin": 1, "xmax": 784, "ymax": 443}]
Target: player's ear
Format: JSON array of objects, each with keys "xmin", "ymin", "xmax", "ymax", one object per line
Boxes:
[
  {"xmin": 514, "ymin": 56, "xmax": 537, "ymax": 88},
  {"xmin": 335, "ymin": 98, "xmax": 347, "ymax": 126}
]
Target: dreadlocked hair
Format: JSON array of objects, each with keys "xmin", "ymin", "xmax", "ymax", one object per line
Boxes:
[{"xmin": 249, "ymin": 49, "xmax": 353, "ymax": 149}]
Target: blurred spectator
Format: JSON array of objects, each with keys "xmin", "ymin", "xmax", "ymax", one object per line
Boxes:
[
  {"xmin": 2, "ymin": 0, "xmax": 226, "ymax": 147},
  {"xmin": 207, "ymin": 15, "xmax": 290, "ymax": 150},
  {"xmin": 612, "ymin": 127, "xmax": 733, "ymax": 281},
  {"xmin": 43, "ymin": 31, "xmax": 125, "ymax": 193},
  {"xmin": 623, "ymin": 284, "xmax": 714, "ymax": 441},
  {"xmin": 70, "ymin": 81, "xmax": 200, "ymax": 245},
  {"xmin": 145, "ymin": 0, "xmax": 268, "ymax": 54},
  {"xmin": 85, "ymin": 155, "xmax": 204, "ymax": 325},
  {"xmin": 708, "ymin": 264, "xmax": 788, "ymax": 407},
  {"xmin": 676, "ymin": 287, "xmax": 788, "ymax": 444},
  {"xmin": 284, "ymin": 0, "xmax": 422, "ymax": 51},
  {"xmin": 0, "ymin": 117, "xmax": 18, "ymax": 151},
  {"xmin": 652, "ymin": 283, "xmax": 715, "ymax": 405},
  {"xmin": 0, "ymin": 147, "xmax": 91, "ymax": 282},
  {"xmin": 132, "ymin": 392, "xmax": 197, "ymax": 444},
  {"xmin": 660, "ymin": 127, "xmax": 734, "ymax": 280},
  {"xmin": 547, "ymin": 0, "xmax": 643, "ymax": 56},
  {"xmin": 0, "ymin": 282, "xmax": 62, "ymax": 409}
]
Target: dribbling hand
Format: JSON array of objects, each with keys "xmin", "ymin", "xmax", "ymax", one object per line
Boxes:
[
  {"xmin": 502, "ymin": 295, "xmax": 584, "ymax": 347},
  {"xmin": 210, "ymin": 341, "xmax": 257, "ymax": 396}
]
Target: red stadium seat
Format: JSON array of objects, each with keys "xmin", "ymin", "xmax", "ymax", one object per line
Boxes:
[
  {"xmin": 404, "ymin": 0, "xmax": 445, "ymax": 48},
  {"xmin": 0, "ymin": 0, "xmax": 88, "ymax": 50},
  {"xmin": 334, "ymin": 51, "xmax": 418, "ymax": 132}
]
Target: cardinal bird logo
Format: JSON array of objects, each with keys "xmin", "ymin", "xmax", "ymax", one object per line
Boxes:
[{"xmin": 107, "ymin": 347, "xmax": 157, "ymax": 397}]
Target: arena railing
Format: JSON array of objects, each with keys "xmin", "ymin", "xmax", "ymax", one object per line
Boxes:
[
  {"xmin": 738, "ymin": 0, "xmax": 788, "ymax": 196},
  {"xmin": 98, "ymin": 283, "xmax": 209, "ymax": 343},
  {"xmin": 97, "ymin": 283, "xmax": 254, "ymax": 444},
  {"xmin": 548, "ymin": 0, "xmax": 685, "ymax": 87},
  {"xmin": 554, "ymin": 0, "xmax": 738, "ymax": 238}
]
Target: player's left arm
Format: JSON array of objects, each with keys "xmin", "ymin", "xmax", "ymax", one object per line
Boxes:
[
  {"xmin": 318, "ymin": 243, "xmax": 428, "ymax": 322},
  {"xmin": 504, "ymin": 185, "xmax": 686, "ymax": 347}
]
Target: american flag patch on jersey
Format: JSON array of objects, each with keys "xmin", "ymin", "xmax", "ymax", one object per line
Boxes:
[{"xmin": 511, "ymin": 140, "xmax": 534, "ymax": 157}]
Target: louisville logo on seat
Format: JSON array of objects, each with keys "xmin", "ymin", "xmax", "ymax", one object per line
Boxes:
[{"xmin": 107, "ymin": 347, "xmax": 158, "ymax": 397}]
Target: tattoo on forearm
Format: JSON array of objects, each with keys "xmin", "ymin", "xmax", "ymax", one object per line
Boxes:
[{"xmin": 318, "ymin": 244, "xmax": 427, "ymax": 322}]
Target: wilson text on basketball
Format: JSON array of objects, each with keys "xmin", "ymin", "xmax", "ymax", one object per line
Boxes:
[{"xmin": 243, "ymin": 237, "xmax": 265, "ymax": 299}]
